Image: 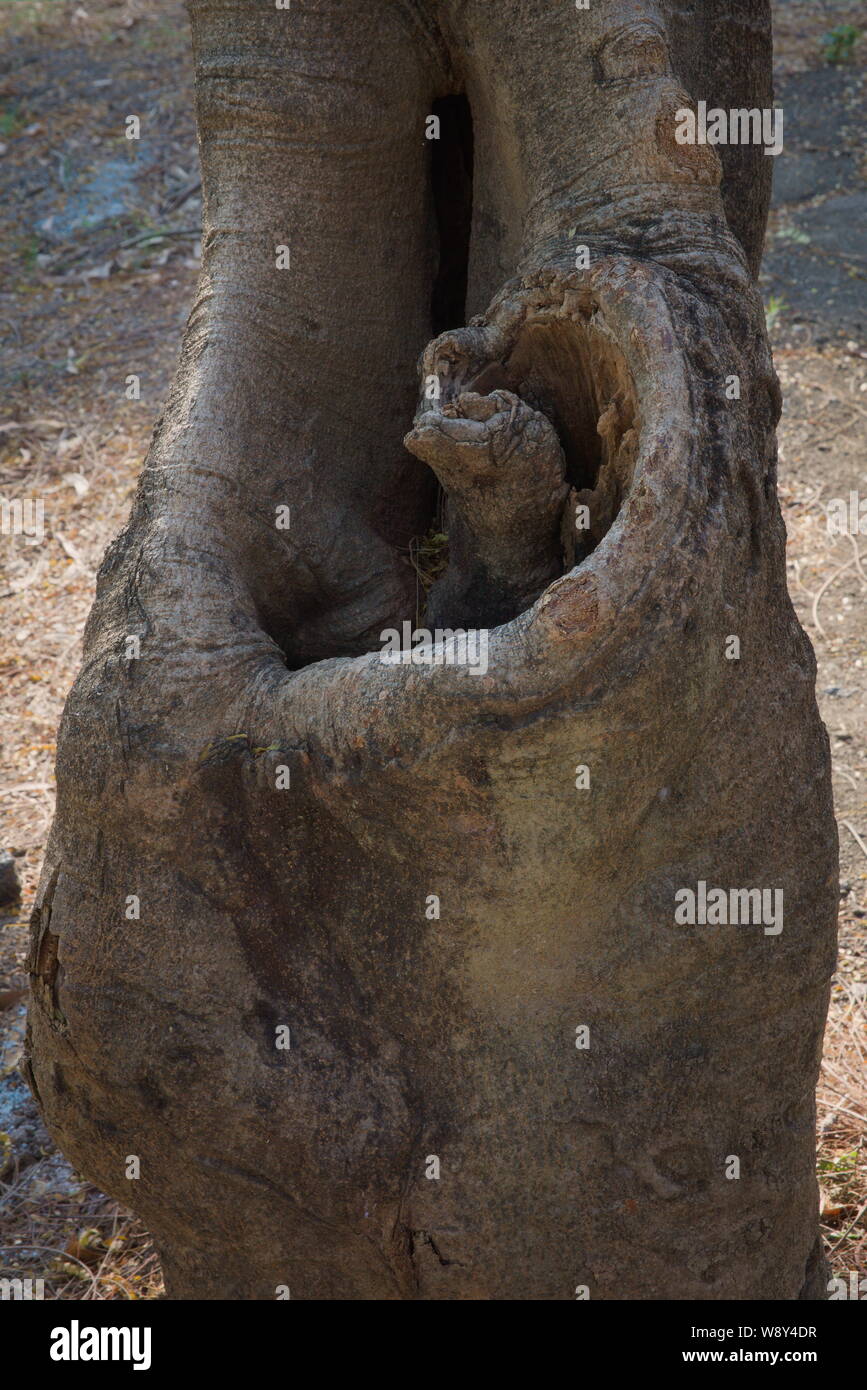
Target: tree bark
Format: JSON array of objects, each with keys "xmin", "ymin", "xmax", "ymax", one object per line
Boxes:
[{"xmin": 25, "ymin": 0, "xmax": 837, "ymax": 1300}]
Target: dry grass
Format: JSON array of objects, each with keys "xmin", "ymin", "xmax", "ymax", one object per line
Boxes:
[
  {"xmin": 1, "ymin": 1158, "xmax": 163, "ymax": 1299},
  {"xmin": 774, "ymin": 345, "xmax": 867, "ymax": 1279},
  {"xmin": 818, "ymin": 981, "xmax": 867, "ymax": 1271},
  {"xmin": 1, "ymin": 0, "xmax": 191, "ymax": 1300},
  {"xmin": 407, "ymin": 524, "xmax": 450, "ymax": 625}
]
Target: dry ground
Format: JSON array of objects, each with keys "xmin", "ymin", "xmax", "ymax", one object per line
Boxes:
[{"xmin": 1, "ymin": 0, "xmax": 865, "ymax": 1298}]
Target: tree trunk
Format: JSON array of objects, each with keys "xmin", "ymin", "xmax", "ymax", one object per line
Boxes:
[{"xmin": 25, "ymin": 0, "xmax": 837, "ymax": 1300}]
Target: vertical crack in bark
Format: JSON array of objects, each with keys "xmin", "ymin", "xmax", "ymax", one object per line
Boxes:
[
  {"xmin": 430, "ymin": 94, "xmax": 474, "ymax": 337},
  {"xmin": 28, "ymin": 862, "xmax": 67, "ymax": 1032}
]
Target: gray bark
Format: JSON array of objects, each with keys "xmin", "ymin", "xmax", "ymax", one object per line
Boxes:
[{"xmin": 25, "ymin": 0, "xmax": 836, "ymax": 1300}]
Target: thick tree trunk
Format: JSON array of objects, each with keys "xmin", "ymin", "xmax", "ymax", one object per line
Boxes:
[{"xmin": 25, "ymin": 0, "xmax": 836, "ymax": 1299}]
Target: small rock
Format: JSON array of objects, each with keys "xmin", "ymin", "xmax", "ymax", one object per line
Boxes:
[{"xmin": 0, "ymin": 850, "xmax": 22, "ymax": 907}]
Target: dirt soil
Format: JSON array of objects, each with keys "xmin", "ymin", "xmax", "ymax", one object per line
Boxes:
[{"xmin": 1, "ymin": 0, "xmax": 865, "ymax": 1298}]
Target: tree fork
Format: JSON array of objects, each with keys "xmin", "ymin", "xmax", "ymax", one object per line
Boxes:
[{"xmin": 24, "ymin": 0, "xmax": 836, "ymax": 1300}]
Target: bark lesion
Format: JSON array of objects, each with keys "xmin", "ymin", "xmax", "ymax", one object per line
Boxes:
[{"xmin": 28, "ymin": 860, "xmax": 67, "ymax": 1032}]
